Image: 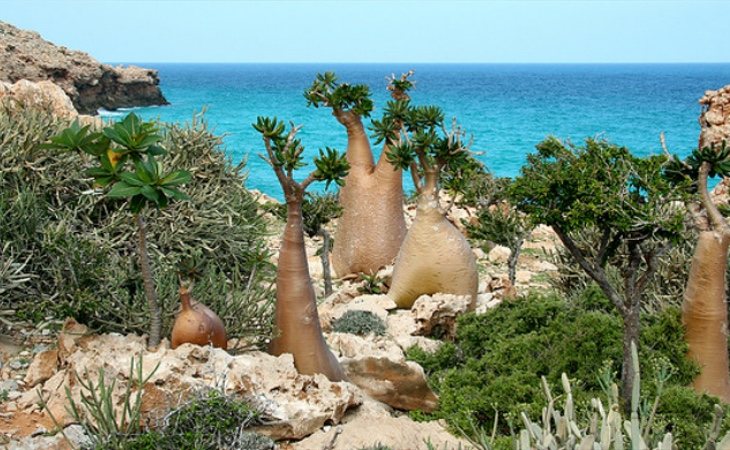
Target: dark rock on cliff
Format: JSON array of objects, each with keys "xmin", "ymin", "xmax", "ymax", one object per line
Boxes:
[{"xmin": 0, "ymin": 21, "xmax": 167, "ymax": 115}]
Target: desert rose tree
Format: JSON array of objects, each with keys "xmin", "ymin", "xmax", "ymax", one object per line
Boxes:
[
  {"xmin": 376, "ymin": 74, "xmax": 478, "ymax": 308},
  {"xmin": 253, "ymin": 116, "xmax": 348, "ymax": 381},
  {"xmin": 665, "ymin": 142, "xmax": 730, "ymax": 402},
  {"xmin": 511, "ymin": 137, "xmax": 685, "ymax": 406},
  {"xmin": 44, "ymin": 114, "xmax": 191, "ymax": 349},
  {"xmin": 305, "ymin": 72, "xmax": 407, "ymax": 277}
]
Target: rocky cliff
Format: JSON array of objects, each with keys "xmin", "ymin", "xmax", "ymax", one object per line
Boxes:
[{"xmin": 0, "ymin": 21, "xmax": 167, "ymax": 115}]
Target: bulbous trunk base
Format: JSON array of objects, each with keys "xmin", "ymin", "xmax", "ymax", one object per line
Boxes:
[
  {"xmin": 271, "ymin": 202, "xmax": 346, "ymax": 382},
  {"xmin": 683, "ymin": 231, "xmax": 730, "ymax": 402},
  {"xmin": 388, "ymin": 200, "xmax": 478, "ymax": 309},
  {"xmin": 333, "ymin": 166, "xmax": 407, "ymax": 276},
  {"xmin": 171, "ymin": 288, "xmax": 227, "ymax": 350}
]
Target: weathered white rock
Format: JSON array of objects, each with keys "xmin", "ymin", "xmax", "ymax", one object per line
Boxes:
[
  {"xmin": 411, "ymin": 293, "xmax": 472, "ymax": 339},
  {"xmin": 0, "ymin": 80, "xmax": 77, "ymax": 117},
  {"xmin": 17, "ymin": 330, "xmax": 361, "ymax": 441},
  {"xmin": 319, "ymin": 293, "xmax": 395, "ymax": 330},
  {"xmin": 293, "ymin": 408, "xmax": 470, "ymax": 449},
  {"xmin": 23, "ymin": 349, "xmax": 58, "ymax": 388},
  {"xmin": 327, "ymin": 333, "xmax": 438, "ymax": 412},
  {"xmin": 488, "ymin": 245, "xmax": 512, "ymax": 264}
]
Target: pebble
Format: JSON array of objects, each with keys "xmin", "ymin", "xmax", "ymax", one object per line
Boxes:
[
  {"xmin": 32, "ymin": 345, "xmax": 49, "ymax": 354},
  {"xmin": 6, "ymin": 391, "xmax": 21, "ymax": 401},
  {"xmin": 0, "ymin": 380, "xmax": 18, "ymax": 392},
  {"xmin": 5, "ymin": 402, "xmax": 16, "ymax": 412},
  {"xmin": 8, "ymin": 360, "xmax": 26, "ymax": 370},
  {"xmin": 18, "ymin": 351, "xmax": 30, "ymax": 357}
]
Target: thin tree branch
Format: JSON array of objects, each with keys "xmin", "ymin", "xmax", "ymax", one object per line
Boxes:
[
  {"xmin": 699, "ymin": 161, "xmax": 728, "ymax": 232},
  {"xmin": 553, "ymin": 225, "xmax": 627, "ymax": 315}
]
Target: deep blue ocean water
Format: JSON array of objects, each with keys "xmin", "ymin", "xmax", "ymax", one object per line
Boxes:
[{"xmin": 114, "ymin": 63, "xmax": 730, "ymax": 199}]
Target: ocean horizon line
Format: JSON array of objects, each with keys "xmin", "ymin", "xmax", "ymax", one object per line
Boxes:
[{"xmin": 108, "ymin": 61, "xmax": 730, "ymax": 66}]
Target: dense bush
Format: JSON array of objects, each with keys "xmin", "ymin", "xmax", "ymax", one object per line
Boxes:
[
  {"xmin": 407, "ymin": 290, "xmax": 725, "ymax": 447},
  {"xmin": 99, "ymin": 390, "xmax": 274, "ymax": 450},
  {"xmin": 0, "ymin": 104, "xmax": 273, "ymax": 345},
  {"xmin": 331, "ymin": 310, "xmax": 386, "ymax": 336}
]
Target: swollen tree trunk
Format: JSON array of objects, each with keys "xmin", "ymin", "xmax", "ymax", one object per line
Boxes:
[
  {"xmin": 388, "ymin": 194, "xmax": 478, "ymax": 309},
  {"xmin": 318, "ymin": 228, "xmax": 333, "ymax": 298},
  {"xmin": 136, "ymin": 213, "xmax": 161, "ymax": 349},
  {"xmin": 683, "ymin": 231, "xmax": 730, "ymax": 402},
  {"xmin": 332, "ymin": 112, "xmax": 407, "ymax": 276},
  {"xmin": 270, "ymin": 199, "xmax": 346, "ymax": 381}
]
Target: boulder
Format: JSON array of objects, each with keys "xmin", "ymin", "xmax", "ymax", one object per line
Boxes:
[
  {"xmin": 411, "ymin": 293, "xmax": 472, "ymax": 339},
  {"xmin": 0, "ymin": 80, "xmax": 77, "ymax": 117},
  {"xmin": 699, "ymin": 84, "xmax": 730, "ymax": 149},
  {"xmin": 327, "ymin": 333, "xmax": 438, "ymax": 412},
  {"xmin": 340, "ymin": 357, "xmax": 438, "ymax": 413},
  {"xmin": 488, "ymin": 245, "xmax": 512, "ymax": 264},
  {"xmin": 0, "ymin": 21, "xmax": 167, "ymax": 114},
  {"xmin": 293, "ymin": 405, "xmax": 470, "ymax": 450},
  {"xmin": 23, "ymin": 349, "xmax": 58, "ymax": 388}
]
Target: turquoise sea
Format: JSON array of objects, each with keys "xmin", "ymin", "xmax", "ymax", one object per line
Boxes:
[{"xmin": 115, "ymin": 63, "xmax": 730, "ymax": 198}]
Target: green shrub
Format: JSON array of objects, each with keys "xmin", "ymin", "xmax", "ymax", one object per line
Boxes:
[
  {"xmin": 331, "ymin": 310, "xmax": 387, "ymax": 336},
  {"xmin": 92, "ymin": 389, "xmax": 274, "ymax": 450},
  {"xmin": 406, "ymin": 290, "xmax": 716, "ymax": 446},
  {"xmin": 0, "ymin": 104, "xmax": 273, "ymax": 344}
]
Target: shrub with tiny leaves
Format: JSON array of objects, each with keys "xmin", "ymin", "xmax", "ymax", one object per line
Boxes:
[{"xmin": 331, "ymin": 310, "xmax": 387, "ymax": 336}]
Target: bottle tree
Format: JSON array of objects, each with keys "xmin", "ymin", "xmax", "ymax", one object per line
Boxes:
[
  {"xmin": 665, "ymin": 141, "xmax": 730, "ymax": 402},
  {"xmin": 511, "ymin": 137, "xmax": 685, "ymax": 406},
  {"xmin": 44, "ymin": 114, "xmax": 191, "ymax": 349},
  {"xmin": 253, "ymin": 117, "xmax": 349, "ymax": 381},
  {"xmin": 305, "ymin": 72, "xmax": 407, "ymax": 277},
  {"xmin": 376, "ymin": 74, "xmax": 478, "ymax": 308}
]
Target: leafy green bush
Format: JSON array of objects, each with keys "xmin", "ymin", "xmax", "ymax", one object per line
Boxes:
[
  {"xmin": 88, "ymin": 389, "xmax": 274, "ymax": 450},
  {"xmin": 0, "ymin": 103, "xmax": 273, "ymax": 344},
  {"xmin": 331, "ymin": 310, "xmax": 387, "ymax": 336},
  {"xmin": 406, "ymin": 290, "xmax": 719, "ymax": 447}
]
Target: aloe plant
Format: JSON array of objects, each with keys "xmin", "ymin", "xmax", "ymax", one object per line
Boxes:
[{"xmin": 44, "ymin": 114, "xmax": 191, "ymax": 348}]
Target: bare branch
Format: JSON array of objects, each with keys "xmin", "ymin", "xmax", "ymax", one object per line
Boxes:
[
  {"xmin": 300, "ymin": 172, "xmax": 318, "ymax": 192},
  {"xmin": 553, "ymin": 225, "xmax": 627, "ymax": 315},
  {"xmin": 409, "ymin": 161, "xmax": 423, "ymax": 193},
  {"xmin": 699, "ymin": 161, "xmax": 728, "ymax": 232}
]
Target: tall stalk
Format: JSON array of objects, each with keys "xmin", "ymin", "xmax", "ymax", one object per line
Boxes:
[{"xmin": 136, "ymin": 213, "xmax": 161, "ymax": 349}]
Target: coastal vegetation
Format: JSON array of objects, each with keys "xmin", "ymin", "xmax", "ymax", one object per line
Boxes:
[
  {"xmin": 0, "ymin": 104, "xmax": 272, "ymax": 347},
  {"xmin": 510, "ymin": 138, "xmax": 687, "ymax": 403},
  {"xmin": 4, "ymin": 73, "xmax": 730, "ymax": 448}
]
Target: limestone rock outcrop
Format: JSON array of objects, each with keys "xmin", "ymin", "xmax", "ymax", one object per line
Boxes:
[
  {"xmin": 0, "ymin": 79, "xmax": 77, "ymax": 117},
  {"xmin": 699, "ymin": 84, "xmax": 730, "ymax": 149},
  {"xmin": 0, "ymin": 21, "xmax": 167, "ymax": 114},
  {"xmin": 16, "ymin": 324, "xmax": 361, "ymax": 441}
]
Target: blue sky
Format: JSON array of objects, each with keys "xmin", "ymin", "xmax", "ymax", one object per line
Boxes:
[{"xmin": 1, "ymin": 0, "xmax": 728, "ymax": 63}]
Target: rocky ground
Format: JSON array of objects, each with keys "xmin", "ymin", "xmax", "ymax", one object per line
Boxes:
[
  {"xmin": 0, "ymin": 21, "xmax": 167, "ymax": 114},
  {"xmin": 0, "ymin": 190, "xmax": 561, "ymax": 449}
]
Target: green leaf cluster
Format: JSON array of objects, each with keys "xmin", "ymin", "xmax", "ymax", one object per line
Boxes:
[
  {"xmin": 304, "ymin": 71, "xmax": 374, "ymax": 117},
  {"xmin": 664, "ymin": 141, "xmax": 730, "ymax": 190},
  {"xmin": 254, "ymin": 116, "xmax": 349, "ymax": 190},
  {"xmin": 44, "ymin": 113, "xmax": 191, "ymax": 213},
  {"xmin": 374, "ymin": 80, "xmax": 471, "ymax": 180},
  {"xmin": 511, "ymin": 137, "xmax": 686, "ymax": 242}
]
